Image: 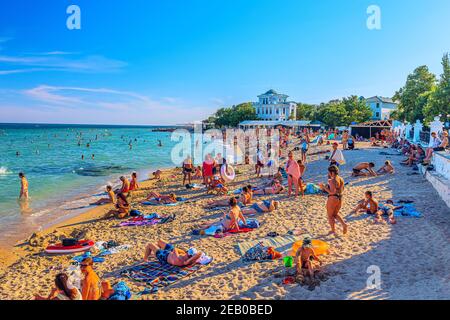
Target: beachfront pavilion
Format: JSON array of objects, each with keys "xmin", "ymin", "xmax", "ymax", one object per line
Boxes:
[
  {"xmin": 349, "ymin": 119, "xmax": 393, "ymax": 138},
  {"xmin": 239, "ymin": 120, "xmax": 321, "ymax": 132}
]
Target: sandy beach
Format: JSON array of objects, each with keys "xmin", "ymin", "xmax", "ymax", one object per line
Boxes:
[{"xmin": 0, "ymin": 142, "xmax": 449, "ymax": 300}]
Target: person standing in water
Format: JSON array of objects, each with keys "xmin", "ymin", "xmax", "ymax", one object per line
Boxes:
[
  {"xmin": 319, "ymin": 165, "xmax": 348, "ymax": 235},
  {"xmin": 19, "ymin": 172, "xmax": 29, "ymax": 200}
]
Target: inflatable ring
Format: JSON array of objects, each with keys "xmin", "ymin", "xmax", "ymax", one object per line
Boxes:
[
  {"xmin": 220, "ymin": 165, "xmax": 235, "ymax": 183},
  {"xmin": 291, "ymin": 239, "xmax": 330, "ymax": 256}
]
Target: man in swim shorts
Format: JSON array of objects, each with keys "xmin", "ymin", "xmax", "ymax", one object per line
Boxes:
[
  {"xmin": 144, "ymin": 240, "xmax": 202, "ymax": 267},
  {"xmin": 351, "ymin": 162, "xmax": 377, "ymax": 177}
]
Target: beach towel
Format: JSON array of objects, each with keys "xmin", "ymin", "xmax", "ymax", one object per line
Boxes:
[
  {"xmin": 119, "ymin": 218, "xmax": 160, "ymax": 227},
  {"xmin": 394, "ymin": 203, "xmax": 422, "ymax": 218},
  {"xmin": 142, "ymin": 198, "xmax": 186, "ymax": 206},
  {"xmin": 121, "ymin": 261, "xmax": 201, "ymax": 289},
  {"xmin": 213, "ymin": 227, "xmax": 254, "ymax": 238},
  {"xmin": 286, "ymin": 160, "xmax": 301, "ymax": 180},
  {"xmin": 237, "ymin": 235, "xmax": 299, "ymax": 256},
  {"xmin": 304, "ymin": 183, "xmax": 323, "ymax": 195}
]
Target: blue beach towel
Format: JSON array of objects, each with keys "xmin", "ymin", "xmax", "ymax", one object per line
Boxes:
[{"xmin": 394, "ymin": 203, "xmax": 422, "ymax": 218}]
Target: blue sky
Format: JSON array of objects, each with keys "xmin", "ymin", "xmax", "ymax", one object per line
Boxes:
[{"xmin": 0, "ymin": 0, "xmax": 449, "ymax": 125}]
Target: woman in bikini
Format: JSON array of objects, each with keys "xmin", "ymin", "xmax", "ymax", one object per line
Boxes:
[
  {"xmin": 252, "ymin": 181, "xmax": 285, "ymax": 195},
  {"xmin": 103, "ymin": 193, "xmax": 130, "ymax": 219},
  {"xmin": 286, "ymin": 151, "xmax": 300, "ymax": 197},
  {"xmin": 241, "ymin": 200, "xmax": 280, "ymax": 215},
  {"xmin": 129, "ymin": 172, "xmax": 139, "ymax": 191},
  {"xmin": 199, "ymin": 197, "xmax": 247, "ymax": 233},
  {"xmin": 144, "ymin": 192, "xmax": 178, "ymax": 204},
  {"xmin": 182, "ymin": 156, "xmax": 194, "ymax": 186},
  {"xmin": 319, "ymin": 165, "xmax": 348, "ymax": 235},
  {"xmin": 205, "ymin": 186, "xmax": 252, "ymax": 208}
]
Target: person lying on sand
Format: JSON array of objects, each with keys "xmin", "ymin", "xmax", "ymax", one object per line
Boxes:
[
  {"xmin": 377, "ymin": 160, "xmax": 395, "ymax": 174},
  {"xmin": 252, "ymin": 181, "xmax": 285, "ymax": 195},
  {"xmin": 374, "ymin": 200, "xmax": 401, "ymax": 225},
  {"xmin": 35, "ymin": 273, "xmax": 82, "ymax": 300},
  {"xmin": 241, "ymin": 200, "xmax": 280, "ymax": 214},
  {"xmin": 92, "ymin": 185, "xmax": 116, "ymax": 205},
  {"xmin": 144, "ymin": 192, "xmax": 178, "ymax": 204},
  {"xmin": 103, "ymin": 193, "xmax": 130, "ymax": 219},
  {"xmin": 205, "ymin": 186, "xmax": 251, "ymax": 208},
  {"xmin": 352, "ymin": 191, "xmax": 379, "ymax": 214},
  {"xmin": 144, "ymin": 239, "xmax": 202, "ymax": 267},
  {"xmin": 351, "ymin": 162, "xmax": 377, "ymax": 177},
  {"xmin": 295, "ymin": 237, "xmax": 322, "ymax": 280}
]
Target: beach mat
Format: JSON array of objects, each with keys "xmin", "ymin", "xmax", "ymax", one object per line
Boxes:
[
  {"xmin": 121, "ymin": 261, "xmax": 201, "ymax": 289},
  {"xmin": 236, "ymin": 235, "xmax": 299, "ymax": 256}
]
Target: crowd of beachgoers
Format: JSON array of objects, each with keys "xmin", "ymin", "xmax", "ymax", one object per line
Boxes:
[{"xmin": 2, "ymin": 126, "xmax": 449, "ymax": 300}]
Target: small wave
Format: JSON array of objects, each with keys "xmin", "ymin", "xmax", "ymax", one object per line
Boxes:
[{"xmin": 0, "ymin": 167, "xmax": 11, "ymax": 175}]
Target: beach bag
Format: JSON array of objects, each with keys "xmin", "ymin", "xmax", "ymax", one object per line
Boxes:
[
  {"xmin": 109, "ymin": 282, "xmax": 132, "ymax": 300},
  {"xmin": 62, "ymin": 238, "xmax": 78, "ymax": 247},
  {"xmin": 129, "ymin": 209, "xmax": 143, "ymax": 217},
  {"xmin": 242, "ymin": 243, "xmax": 271, "ymax": 261}
]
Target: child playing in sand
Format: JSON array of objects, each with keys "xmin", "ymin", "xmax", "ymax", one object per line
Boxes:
[
  {"xmin": 295, "ymin": 237, "xmax": 321, "ymax": 280},
  {"xmin": 152, "ymin": 170, "xmax": 162, "ymax": 180},
  {"xmin": 377, "ymin": 160, "xmax": 395, "ymax": 174},
  {"xmin": 352, "ymin": 191, "xmax": 379, "ymax": 214},
  {"xmin": 193, "ymin": 166, "xmax": 202, "ymax": 180},
  {"xmin": 144, "ymin": 239, "xmax": 202, "ymax": 267}
]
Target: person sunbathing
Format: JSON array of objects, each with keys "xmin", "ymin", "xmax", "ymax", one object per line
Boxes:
[
  {"xmin": 144, "ymin": 239, "xmax": 202, "ymax": 267},
  {"xmin": 377, "ymin": 160, "xmax": 395, "ymax": 174},
  {"xmin": 206, "ymin": 186, "xmax": 252, "ymax": 208},
  {"xmin": 295, "ymin": 237, "xmax": 321, "ymax": 280},
  {"xmin": 423, "ymin": 131, "xmax": 448, "ymax": 163},
  {"xmin": 352, "ymin": 162, "xmax": 377, "ymax": 177},
  {"xmin": 35, "ymin": 273, "xmax": 82, "ymax": 300},
  {"xmin": 374, "ymin": 200, "xmax": 400, "ymax": 224},
  {"xmin": 252, "ymin": 181, "xmax": 285, "ymax": 195},
  {"xmin": 91, "ymin": 185, "xmax": 116, "ymax": 205},
  {"xmin": 103, "ymin": 193, "xmax": 130, "ymax": 219},
  {"xmin": 129, "ymin": 172, "xmax": 139, "ymax": 191},
  {"xmin": 241, "ymin": 200, "xmax": 279, "ymax": 214},
  {"xmin": 272, "ymin": 167, "xmax": 284, "ymax": 185},
  {"xmin": 352, "ymin": 191, "xmax": 379, "ymax": 214},
  {"xmin": 144, "ymin": 192, "xmax": 178, "ymax": 204},
  {"xmin": 199, "ymin": 197, "xmax": 247, "ymax": 233}
]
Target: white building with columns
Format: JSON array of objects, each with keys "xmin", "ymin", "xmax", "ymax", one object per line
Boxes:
[{"xmin": 252, "ymin": 89, "xmax": 297, "ymax": 121}]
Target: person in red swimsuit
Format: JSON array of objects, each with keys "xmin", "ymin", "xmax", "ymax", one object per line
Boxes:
[{"xmin": 202, "ymin": 154, "xmax": 215, "ymax": 187}]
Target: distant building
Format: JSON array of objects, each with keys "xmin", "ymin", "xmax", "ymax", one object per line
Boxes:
[
  {"xmin": 365, "ymin": 96, "xmax": 398, "ymax": 120},
  {"xmin": 252, "ymin": 89, "xmax": 297, "ymax": 121}
]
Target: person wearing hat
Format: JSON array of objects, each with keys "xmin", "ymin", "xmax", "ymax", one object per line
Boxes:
[
  {"xmin": 329, "ymin": 142, "xmax": 345, "ymax": 167},
  {"xmin": 294, "ymin": 237, "xmax": 321, "ymax": 280}
]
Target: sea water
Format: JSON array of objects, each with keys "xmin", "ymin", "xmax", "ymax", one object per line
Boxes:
[{"xmin": 0, "ymin": 123, "xmax": 181, "ymax": 247}]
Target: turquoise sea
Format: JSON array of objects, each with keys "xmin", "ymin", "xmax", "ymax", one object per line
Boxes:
[{"xmin": 0, "ymin": 123, "xmax": 181, "ymax": 247}]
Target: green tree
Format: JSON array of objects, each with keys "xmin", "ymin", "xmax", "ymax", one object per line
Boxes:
[
  {"xmin": 393, "ymin": 65, "xmax": 437, "ymax": 122},
  {"xmin": 342, "ymin": 95, "xmax": 372, "ymax": 124},
  {"xmin": 206, "ymin": 102, "xmax": 257, "ymax": 128},
  {"xmin": 296, "ymin": 103, "xmax": 318, "ymax": 120},
  {"xmin": 423, "ymin": 53, "xmax": 450, "ymax": 122}
]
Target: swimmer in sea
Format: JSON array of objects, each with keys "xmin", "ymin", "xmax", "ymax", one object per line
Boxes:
[{"xmin": 157, "ymin": 139, "xmax": 163, "ymax": 147}]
